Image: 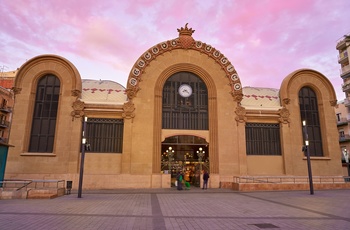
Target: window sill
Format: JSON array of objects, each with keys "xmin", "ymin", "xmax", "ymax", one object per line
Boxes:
[
  {"xmin": 303, "ymin": 157, "xmax": 331, "ymax": 160},
  {"xmin": 21, "ymin": 153, "xmax": 56, "ymax": 157}
]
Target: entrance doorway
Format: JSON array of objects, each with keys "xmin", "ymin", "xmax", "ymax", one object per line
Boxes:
[
  {"xmin": 161, "ymin": 135, "xmax": 209, "ymax": 187},
  {"xmin": 0, "ymin": 145, "xmax": 10, "ymax": 187}
]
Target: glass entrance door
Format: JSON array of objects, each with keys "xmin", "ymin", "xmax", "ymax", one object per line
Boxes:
[
  {"xmin": 0, "ymin": 145, "xmax": 9, "ymax": 187},
  {"xmin": 161, "ymin": 135, "xmax": 209, "ymax": 187}
]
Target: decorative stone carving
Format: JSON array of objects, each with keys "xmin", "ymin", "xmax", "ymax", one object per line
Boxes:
[
  {"xmin": 231, "ymin": 92, "xmax": 243, "ymax": 103},
  {"xmin": 122, "ymin": 100, "xmax": 136, "ymax": 119},
  {"xmin": 71, "ymin": 100, "xmax": 85, "ymax": 120},
  {"xmin": 71, "ymin": 89, "xmax": 81, "ymax": 98},
  {"xmin": 330, "ymin": 100, "xmax": 337, "ymax": 107},
  {"xmin": 282, "ymin": 98, "xmax": 290, "ymax": 105},
  {"xmin": 125, "ymin": 87, "xmax": 140, "ymax": 100},
  {"xmin": 235, "ymin": 104, "xmax": 246, "ymax": 124},
  {"xmin": 278, "ymin": 107, "xmax": 290, "ymax": 124},
  {"xmin": 11, "ymin": 87, "xmax": 22, "ymax": 95},
  {"xmin": 177, "ymin": 23, "xmax": 195, "ymax": 49},
  {"xmin": 125, "ymin": 24, "xmax": 243, "ymax": 99}
]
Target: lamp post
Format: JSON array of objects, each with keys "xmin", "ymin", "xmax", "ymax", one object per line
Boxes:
[
  {"xmin": 184, "ymin": 152, "xmax": 191, "ymax": 171},
  {"xmin": 302, "ymin": 120, "xmax": 314, "ymax": 195},
  {"xmin": 78, "ymin": 116, "xmax": 88, "ymax": 198},
  {"xmin": 342, "ymin": 149, "xmax": 350, "ymax": 179},
  {"xmin": 197, "ymin": 147, "xmax": 205, "ymax": 187},
  {"xmin": 166, "ymin": 147, "xmax": 174, "ymax": 175}
]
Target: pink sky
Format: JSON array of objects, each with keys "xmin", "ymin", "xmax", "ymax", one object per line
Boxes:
[{"xmin": 1, "ymin": 0, "xmax": 349, "ymax": 100}]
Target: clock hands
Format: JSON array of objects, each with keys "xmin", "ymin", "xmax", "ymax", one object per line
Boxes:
[{"xmin": 179, "ymin": 84, "xmax": 192, "ymax": 97}]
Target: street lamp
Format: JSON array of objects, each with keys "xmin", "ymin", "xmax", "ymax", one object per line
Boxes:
[
  {"xmin": 302, "ymin": 120, "xmax": 314, "ymax": 195},
  {"xmin": 342, "ymin": 149, "xmax": 350, "ymax": 179},
  {"xmin": 78, "ymin": 116, "xmax": 88, "ymax": 198},
  {"xmin": 166, "ymin": 147, "xmax": 174, "ymax": 175},
  {"xmin": 197, "ymin": 147, "xmax": 205, "ymax": 187},
  {"xmin": 184, "ymin": 152, "xmax": 192, "ymax": 171}
]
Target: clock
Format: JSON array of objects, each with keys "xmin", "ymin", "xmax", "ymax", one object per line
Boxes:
[{"xmin": 178, "ymin": 84, "xmax": 192, "ymax": 97}]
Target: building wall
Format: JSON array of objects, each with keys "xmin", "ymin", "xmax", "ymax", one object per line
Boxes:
[
  {"xmin": 6, "ymin": 55, "xmax": 83, "ymax": 181},
  {"xmin": 4, "ymin": 31, "xmax": 344, "ymax": 189},
  {"xmin": 127, "ymin": 49, "xmax": 241, "ymax": 188},
  {"xmin": 280, "ymin": 69, "xmax": 342, "ymax": 176},
  {"xmin": 335, "ymin": 101, "xmax": 350, "ymax": 175},
  {"xmin": 336, "ymin": 34, "xmax": 350, "ymax": 177},
  {"xmin": 0, "ymin": 87, "xmax": 14, "ymax": 144}
]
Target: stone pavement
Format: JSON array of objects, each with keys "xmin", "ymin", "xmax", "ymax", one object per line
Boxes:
[{"xmin": 0, "ymin": 187, "xmax": 349, "ymax": 230}]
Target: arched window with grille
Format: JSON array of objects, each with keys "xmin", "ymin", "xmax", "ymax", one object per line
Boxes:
[
  {"xmin": 29, "ymin": 74, "xmax": 60, "ymax": 152},
  {"xmin": 162, "ymin": 72, "xmax": 208, "ymax": 130},
  {"xmin": 299, "ymin": 86, "xmax": 323, "ymax": 156}
]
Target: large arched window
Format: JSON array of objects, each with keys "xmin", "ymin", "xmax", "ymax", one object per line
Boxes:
[
  {"xmin": 29, "ymin": 75, "xmax": 60, "ymax": 152},
  {"xmin": 299, "ymin": 86, "xmax": 323, "ymax": 156},
  {"xmin": 162, "ymin": 72, "xmax": 208, "ymax": 130}
]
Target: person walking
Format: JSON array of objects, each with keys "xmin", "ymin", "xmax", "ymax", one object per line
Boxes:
[
  {"xmin": 176, "ymin": 171, "xmax": 183, "ymax": 190},
  {"xmin": 202, "ymin": 170, "xmax": 209, "ymax": 189}
]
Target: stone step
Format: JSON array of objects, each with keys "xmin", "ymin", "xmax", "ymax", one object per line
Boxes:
[{"xmin": 27, "ymin": 193, "xmax": 58, "ymax": 199}]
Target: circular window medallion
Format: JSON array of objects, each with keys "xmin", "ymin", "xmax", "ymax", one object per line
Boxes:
[
  {"xmin": 227, "ymin": 64, "xmax": 235, "ymax": 72},
  {"xmin": 152, "ymin": 46, "xmax": 159, "ymax": 54},
  {"xmin": 137, "ymin": 59, "xmax": 145, "ymax": 68},
  {"xmin": 171, "ymin": 39, "xmax": 177, "ymax": 46},
  {"xmin": 221, "ymin": 57, "xmax": 228, "ymax": 65},
  {"xmin": 144, "ymin": 52, "xmax": 151, "ymax": 60},
  {"xmin": 205, "ymin": 45, "xmax": 212, "ymax": 52},
  {"xmin": 195, "ymin": 41, "xmax": 202, "ymax": 48},
  {"xmin": 231, "ymin": 73, "xmax": 239, "ymax": 81},
  {"xmin": 234, "ymin": 83, "xmax": 241, "ymax": 90},
  {"xmin": 133, "ymin": 68, "xmax": 140, "ymax": 77},
  {"xmin": 161, "ymin": 42, "xmax": 168, "ymax": 49},
  {"xmin": 129, "ymin": 78, "xmax": 138, "ymax": 86},
  {"xmin": 213, "ymin": 50, "xmax": 221, "ymax": 57}
]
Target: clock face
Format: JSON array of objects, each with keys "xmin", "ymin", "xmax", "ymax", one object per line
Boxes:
[{"xmin": 178, "ymin": 84, "xmax": 192, "ymax": 97}]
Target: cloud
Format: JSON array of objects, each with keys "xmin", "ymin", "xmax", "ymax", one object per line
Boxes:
[{"xmin": 1, "ymin": 0, "xmax": 349, "ymax": 99}]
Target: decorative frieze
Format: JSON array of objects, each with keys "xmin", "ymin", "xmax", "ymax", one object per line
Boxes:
[
  {"xmin": 125, "ymin": 24, "xmax": 243, "ymax": 102},
  {"xmin": 71, "ymin": 89, "xmax": 81, "ymax": 98},
  {"xmin": 71, "ymin": 100, "xmax": 85, "ymax": 120},
  {"xmin": 11, "ymin": 87, "xmax": 22, "ymax": 95},
  {"xmin": 235, "ymin": 104, "xmax": 247, "ymax": 124},
  {"xmin": 122, "ymin": 100, "xmax": 135, "ymax": 120},
  {"xmin": 278, "ymin": 107, "xmax": 291, "ymax": 124}
]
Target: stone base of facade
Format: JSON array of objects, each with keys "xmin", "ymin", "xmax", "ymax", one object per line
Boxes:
[{"xmin": 4, "ymin": 173, "xmax": 172, "ymax": 189}]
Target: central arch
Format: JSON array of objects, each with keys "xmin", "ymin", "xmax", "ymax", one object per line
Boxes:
[{"xmin": 153, "ymin": 63, "xmax": 219, "ymax": 174}]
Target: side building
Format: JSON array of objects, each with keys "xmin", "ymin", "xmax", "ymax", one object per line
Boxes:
[
  {"xmin": 336, "ymin": 34, "xmax": 350, "ymax": 175},
  {"xmin": 4, "ymin": 25, "xmax": 343, "ymax": 189},
  {"xmin": 0, "ymin": 70, "xmax": 15, "ymax": 183},
  {"xmin": 335, "ymin": 101, "xmax": 350, "ymax": 176}
]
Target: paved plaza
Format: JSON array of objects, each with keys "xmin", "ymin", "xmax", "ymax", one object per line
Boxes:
[{"xmin": 0, "ymin": 188, "xmax": 349, "ymax": 230}]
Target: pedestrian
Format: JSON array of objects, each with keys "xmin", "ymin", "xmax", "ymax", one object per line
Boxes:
[
  {"xmin": 177, "ymin": 171, "xmax": 183, "ymax": 190},
  {"xmin": 202, "ymin": 170, "xmax": 209, "ymax": 189}
]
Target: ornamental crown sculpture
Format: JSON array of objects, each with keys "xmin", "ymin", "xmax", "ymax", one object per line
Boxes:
[{"xmin": 177, "ymin": 23, "xmax": 195, "ymax": 36}]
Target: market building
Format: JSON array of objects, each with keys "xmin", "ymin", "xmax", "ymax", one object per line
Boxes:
[{"xmin": 4, "ymin": 25, "xmax": 343, "ymax": 190}]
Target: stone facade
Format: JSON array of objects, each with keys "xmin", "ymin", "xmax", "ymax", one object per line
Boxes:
[{"xmin": 4, "ymin": 25, "xmax": 343, "ymax": 189}]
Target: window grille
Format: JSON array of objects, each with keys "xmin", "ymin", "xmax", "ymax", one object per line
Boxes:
[
  {"xmin": 299, "ymin": 87, "xmax": 323, "ymax": 156},
  {"xmin": 85, "ymin": 118, "xmax": 124, "ymax": 153},
  {"xmin": 246, "ymin": 123, "xmax": 281, "ymax": 155},
  {"xmin": 162, "ymin": 72, "xmax": 208, "ymax": 130},
  {"xmin": 29, "ymin": 75, "xmax": 60, "ymax": 152}
]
